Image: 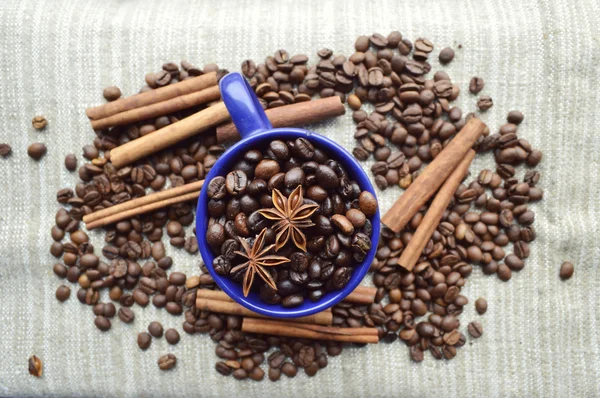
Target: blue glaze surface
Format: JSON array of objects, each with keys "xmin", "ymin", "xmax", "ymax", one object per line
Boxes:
[{"xmin": 195, "ymin": 72, "xmax": 380, "ymax": 318}]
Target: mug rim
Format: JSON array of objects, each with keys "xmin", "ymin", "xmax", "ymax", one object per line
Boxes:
[{"xmin": 196, "ymin": 127, "xmax": 381, "ymax": 318}]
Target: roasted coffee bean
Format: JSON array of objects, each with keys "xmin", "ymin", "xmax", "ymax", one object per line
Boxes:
[
  {"xmin": 255, "ymin": 159, "xmax": 280, "ymax": 180},
  {"xmin": 439, "ymin": 47, "xmax": 455, "ymax": 64},
  {"xmin": 118, "ymin": 307, "xmax": 134, "ymax": 323},
  {"xmin": 468, "ymin": 321, "xmax": 483, "ymax": 338},
  {"xmin": 560, "ymin": 261, "xmax": 574, "ymax": 280},
  {"xmin": 94, "ymin": 316, "xmax": 111, "ymax": 331},
  {"xmin": 469, "ymin": 77, "xmax": 485, "ymax": 94},
  {"xmin": 475, "ymin": 298, "xmax": 488, "ymax": 315},
  {"xmin": 226, "ymin": 170, "xmax": 248, "ymax": 196},
  {"xmin": 27, "ymin": 143, "xmax": 47, "ymax": 160},
  {"xmin": 148, "ymin": 321, "xmax": 164, "ymax": 338},
  {"xmin": 184, "ymin": 237, "xmax": 198, "ymax": 254},
  {"xmin": 207, "ymin": 176, "xmax": 227, "ymax": 199},
  {"xmin": 158, "ymin": 354, "xmax": 177, "ymax": 371},
  {"xmin": 282, "ymin": 294, "xmax": 304, "ymax": 308},
  {"xmin": 0, "ymin": 143, "xmax": 12, "ymax": 158},
  {"xmin": 55, "ymin": 285, "xmax": 71, "ymax": 302},
  {"xmin": 359, "ymin": 191, "xmax": 378, "ymax": 216},
  {"xmin": 82, "ymin": 144, "xmax": 99, "ymax": 160},
  {"xmin": 103, "ymin": 86, "xmax": 121, "ymax": 101},
  {"xmin": 165, "ymin": 328, "xmax": 180, "ymax": 345},
  {"xmin": 28, "ymin": 355, "xmax": 43, "ymax": 377},
  {"xmin": 32, "ymin": 115, "xmax": 47, "ymax": 129},
  {"xmin": 316, "ymin": 165, "xmax": 339, "ymax": 189},
  {"xmin": 64, "ymin": 154, "xmax": 77, "ymax": 171},
  {"xmin": 507, "ymin": 110, "xmax": 524, "ymax": 125},
  {"xmin": 477, "ymin": 96, "xmax": 493, "ymax": 111}
]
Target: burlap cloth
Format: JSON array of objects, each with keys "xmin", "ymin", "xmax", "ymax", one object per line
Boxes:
[{"xmin": 0, "ymin": 0, "xmax": 598, "ymax": 396}]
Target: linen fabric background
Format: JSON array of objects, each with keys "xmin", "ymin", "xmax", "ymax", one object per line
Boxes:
[{"xmin": 0, "ymin": 0, "xmax": 598, "ymax": 396}]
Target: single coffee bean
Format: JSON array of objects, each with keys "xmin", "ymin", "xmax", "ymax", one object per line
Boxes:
[
  {"xmin": 207, "ymin": 176, "xmax": 226, "ymax": 199},
  {"xmin": 282, "ymin": 294, "xmax": 304, "ymax": 308},
  {"xmin": 28, "ymin": 355, "xmax": 43, "ymax": 377},
  {"xmin": 32, "ymin": 115, "xmax": 48, "ymax": 130},
  {"xmin": 281, "ymin": 362, "xmax": 298, "ymax": 377},
  {"xmin": 497, "ymin": 263, "xmax": 512, "ymax": 281},
  {"xmin": 0, "ymin": 143, "xmax": 11, "ymax": 157},
  {"xmin": 82, "ymin": 144, "xmax": 99, "ymax": 160},
  {"xmin": 468, "ymin": 321, "xmax": 484, "ymax": 338},
  {"xmin": 148, "ymin": 321, "xmax": 164, "ymax": 338},
  {"xmin": 55, "ymin": 285, "xmax": 71, "ymax": 302},
  {"xmin": 137, "ymin": 332, "xmax": 151, "ymax": 350},
  {"xmin": 255, "ymin": 159, "xmax": 281, "ymax": 180},
  {"xmin": 103, "ymin": 86, "xmax": 121, "ymax": 101},
  {"xmin": 439, "ymin": 47, "xmax": 455, "ymax": 64},
  {"xmin": 316, "ymin": 165, "xmax": 339, "ymax": 189},
  {"xmin": 477, "ymin": 96, "xmax": 493, "ymax": 111},
  {"xmin": 331, "ymin": 214, "xmax": 354, "ymax": 235},
  {"xmin": 184, "ymin": 237, "xmax": 198, "ymax": 254},
  {"xmin": 507, "ymin": 110, "xmax": 524, "ymax": 125},
  {"xmin": 165, "ymin": 328, "xmax": 180, "ymax": 345},
  {"xmin": 469, "ymin": 77, "xmax": 485, "ymax": 94},
  {"xmin": 226, "ymin": 170, "xmax": 248, "ymax": 196},
  {"xmin": 64, "ymin": 154, "xmax": 77, "ymax": 171},
  {"xmin": 559, "ymin": 261, "xmax": 574, "ymax": 280},
  {"xmin": 27, "ymin": 143, "xmax": 47, "ymax": 160},
  {"xmin": 158, "ymin": 353, "xmax": 177, "ymax": 371},
  {"xmin": 475, "ymin": 298, "xmax": 488, "ymax": 315},
  {"xmin": 284, "ymin": 167, "xmax": 305, "ymax": 188},
  {"xmin": 94, "ymin": 316, "xmax": 111, "ymax": 331},
  {"xmin": 118, "ymin": 307, "xmax": 134, "ymax": 323},
  {"xmin": 358, "ymin": 191, "xmax": 378, "ymax": 217}
]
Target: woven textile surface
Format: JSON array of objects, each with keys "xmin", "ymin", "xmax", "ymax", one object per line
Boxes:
[{"xmin": 0, "ymin": 0, "xmax": 598, "ymax": 396}]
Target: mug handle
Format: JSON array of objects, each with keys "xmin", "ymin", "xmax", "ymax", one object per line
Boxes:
[{"xmin": 219, "ymin": 72, "xmax": 273, "ymax": 138}]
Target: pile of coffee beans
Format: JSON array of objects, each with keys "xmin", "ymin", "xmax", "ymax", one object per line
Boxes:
[
  {"xmin": 48, "ymin": 30, "xmax": 546, "ymax": 380},
  {"xmin": 205, "ymin": 140, "xmax": 376, "ymax": 306}
]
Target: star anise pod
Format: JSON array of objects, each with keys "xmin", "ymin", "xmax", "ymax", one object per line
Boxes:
[
  {"xmin": 232, "ymin": 227, "xmax": 290, "ymax": 297},
  {"xmin": 258, "ymin": 185, "xmax": 319, "ymax": 252}
]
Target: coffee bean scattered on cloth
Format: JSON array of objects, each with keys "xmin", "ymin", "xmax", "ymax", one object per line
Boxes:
[{"xmin": 0, "ymin": 0, "xmax": 598, "ymax": 397}]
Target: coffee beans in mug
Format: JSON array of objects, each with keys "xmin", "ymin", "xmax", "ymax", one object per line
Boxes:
[{"xmin": 205, "ymin": 139, "xmax": 375, "ymax": 306}]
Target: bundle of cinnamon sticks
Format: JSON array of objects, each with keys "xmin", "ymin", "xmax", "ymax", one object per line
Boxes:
[
  {"xmin": 84, "ymin": 74, "xmax": 346, "ymax": 169},
  {"xmin": 381, "ymin": 118, "xmax": 487, "ymax": 271},
  {"xmin": 196, "ymin": 287, "xmax": 380, "ymax": 344}
]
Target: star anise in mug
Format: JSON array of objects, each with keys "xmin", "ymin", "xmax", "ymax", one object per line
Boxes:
[
  {"xmin": 232, "ymin": 228, "xmax": 290, "ymax": 297},
  {"xmin": 258, "ymin": 186, "xmax": 319, "ymax": 251}
]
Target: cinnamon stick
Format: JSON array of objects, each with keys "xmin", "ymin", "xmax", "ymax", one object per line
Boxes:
[
  {"xmin": 83, "ymin": 180, "xmax": 204, "ymax": 224},
  {"xmin": 196, "ymin": 298, "xmax": 333, "ymax": 326},
  {"xmin": 398, "ymin": 150, "xmax": 476, "ymax": 271},
  {"xmin": 242, "ymin": 318, "xmax": 379, "ymax": 344},
  {"xmin": 85, "ymin": 190, "xmax": 201, "ymax": 230},
  {"xmin": 110, "ymin": 102, "xmax": 230, "ymax": 168},
  {"xmin": 382, "ymin": 118, "xmax": 486, "ymax": 233},
  {"xmin": 216, "ymin": 96, "xmax": 345, "ymax": 143},
  {"xmin": 196, "ymin": 285, "xmax": 377, "ymax": 305},
  {"xmin": 90, "ymin": 85, "xmax": 221, "ymax": 130},
  {"xmin": 86, "ymin": 72, "xmax": 218, "ymax": 120}
]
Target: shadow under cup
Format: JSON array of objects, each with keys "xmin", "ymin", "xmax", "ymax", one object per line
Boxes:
[{"xmin": 197, "ymin": 128, "xmax": 381, "ymax": 318}]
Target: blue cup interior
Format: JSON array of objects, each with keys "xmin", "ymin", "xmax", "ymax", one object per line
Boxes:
[{"xmin": 196, "ymin": 128, "xmax": 381, "ymax": 318}]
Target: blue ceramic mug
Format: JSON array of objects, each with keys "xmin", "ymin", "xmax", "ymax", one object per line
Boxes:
[{"xmin": 196, "ymin": 72, "xmax": 380, "ymax": 318}]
